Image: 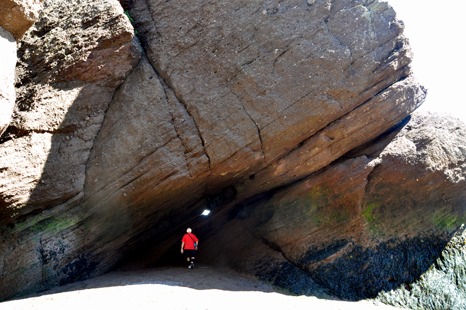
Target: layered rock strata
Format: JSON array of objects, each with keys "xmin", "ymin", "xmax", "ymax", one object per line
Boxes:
[
  {"xmin": 92, "ymin": 0, "xmax": 427, "ymax": 270},
  {"xmin": 195, "ymin": 112, "xmax": 466, "ymax": 299},
  {"xmin": 0, "ymin": 0, "xmax": 453, "ymax": 302}
]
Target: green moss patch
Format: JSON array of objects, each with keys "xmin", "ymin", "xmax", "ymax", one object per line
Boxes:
[
  {"xmin": 432, "ymin": 207, "xmax": 466, "ymax": 230},
  {"xmin": 362, "ymin": 203, "xmax": 384, "ymax": 236},
  {"xmin": 18, "ymin": 216, "xmax": 79, "ymax": 236}
]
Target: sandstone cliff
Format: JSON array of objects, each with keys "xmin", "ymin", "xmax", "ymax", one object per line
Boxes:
[{"xmin": 1, "ymin": 0, "xmax": 464, "ymax": 304}]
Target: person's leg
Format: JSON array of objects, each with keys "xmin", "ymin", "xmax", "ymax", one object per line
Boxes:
[
  {"xmin": 185, "ymin": 250, "xmax": 194, "ymax": 268},
  {"xmin": 190, "ymin": 250, "xmax": 196, "ymax": 268},
  {"xmin": 183, "ymin": 250, "xmax": 194, "ymax": 268}
]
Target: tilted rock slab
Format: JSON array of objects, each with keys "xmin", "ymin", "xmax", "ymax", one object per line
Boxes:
[
  {"xmin": 196, "ymin": 112, "xmax": 466, "ymax": 299},
  {"xmin": 0, "ymin": 0, "xmax": 431, "ymax": 301},
  {"xmin": 97, "ymin": 0, "xmax": 425, "ymax": 267}
]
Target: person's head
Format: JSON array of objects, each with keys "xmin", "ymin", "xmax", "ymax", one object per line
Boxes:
[{"xmin": 187, "ymin": 228, "xmax": 192, "ymax": 233}]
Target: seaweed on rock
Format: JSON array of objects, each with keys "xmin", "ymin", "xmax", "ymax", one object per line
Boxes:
[{"xmin": 376, "ymin": 225, "xmax": 466, "ymax": 310}]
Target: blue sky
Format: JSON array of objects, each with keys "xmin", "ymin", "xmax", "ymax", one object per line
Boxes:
[{"xmin": 388, "ymin": 0, "xmax": 466, "ymax": 123}]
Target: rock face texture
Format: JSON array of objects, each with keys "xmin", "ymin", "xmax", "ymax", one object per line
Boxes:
[
  {"xmin": 377, "ymin": 226, "xmax": 466, "ymax": 310},
  {"xmin": 132, "ymin": 0, "xmax": 420, "ymax": 178},
  {"xmin": 0, "ymin": 0, "xmax": 140, "ymax": 299},
  {"xmin": 2, "ymin": 0, "xmax": 464, "ymax": 304},
  {"xmin": 1, "ymin": 0, "xmax": 140, "ymax": 217},
  {"xmin": 193, "ymin": 111, "xmax": 466, "ymax": 299}
]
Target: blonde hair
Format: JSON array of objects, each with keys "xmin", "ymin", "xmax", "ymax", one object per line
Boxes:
[{"xmin": 187, "ymin": 228, "xmax": 192, "ymax": 233}]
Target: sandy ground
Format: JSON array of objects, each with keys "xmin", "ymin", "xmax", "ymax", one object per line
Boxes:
[{"xmin": 1, "ymin": 263, "xmax": 406, "ymax": 310}]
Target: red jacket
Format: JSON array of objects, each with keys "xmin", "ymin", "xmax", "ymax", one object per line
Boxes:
[{"xmin": 182, "ymin": 233, "xmax": 198, "ymax": 250}]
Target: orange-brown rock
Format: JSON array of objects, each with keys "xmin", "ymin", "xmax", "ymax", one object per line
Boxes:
[
  {"xmin": 0, "ymin": 0, "xmax": 140, "ymax": 299},
  {"xmin": 5, "ymin": 0, "xmax": 463, "ymax": 303},
  {"xmin": 195, "ymin": 112, "xmax": 466, "ymax": 299},
  {"xmin": 0, "ymin": 0, "xmax": 44, "ymax": 41}
]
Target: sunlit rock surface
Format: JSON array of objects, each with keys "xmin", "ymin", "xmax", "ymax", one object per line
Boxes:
[{"xmin": 2, "ymin": 0, "xmax": 464, "ymax": 304}]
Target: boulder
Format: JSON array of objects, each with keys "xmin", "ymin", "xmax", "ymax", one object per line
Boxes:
[
  {"xmin": 81, "ymin": 0, "xmax": 425, "ymax": 268},
  {"xmin": 54, "ymin": 0, "xmax": 427, "ymax": 278}
]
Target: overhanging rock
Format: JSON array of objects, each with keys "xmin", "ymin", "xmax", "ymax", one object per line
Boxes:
[{"xmin": 0, "ymin": 0, "xmax": 444, "ymax": 301}]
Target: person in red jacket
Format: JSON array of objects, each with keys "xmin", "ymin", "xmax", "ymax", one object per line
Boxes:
[{"xmin": 181, "ymin": 228, "xmax": 198, "ymax": 269}]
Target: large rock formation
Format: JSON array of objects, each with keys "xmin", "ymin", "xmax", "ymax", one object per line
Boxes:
[
  {"xmin": 0, "ymin": 0, "xmax": 140, "ymax": 299},
  {"xmin": 1, "ymin": 0, "xmax": 464, "ymax": 304},
  {"xmin": 193, "ymin": 111, "xmax": 466, "ymax": 299}
]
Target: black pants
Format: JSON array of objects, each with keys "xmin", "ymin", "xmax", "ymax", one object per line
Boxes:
[{"xmin": 184, "ymin": 249, "xmax": 196, "ymax": 258}]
